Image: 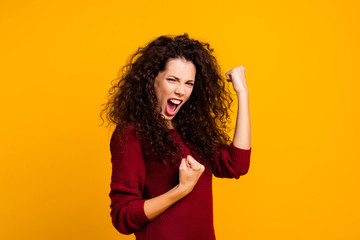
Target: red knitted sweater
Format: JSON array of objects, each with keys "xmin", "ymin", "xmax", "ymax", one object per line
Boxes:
[{"xmin": 109, "ymin": 124, "xmax": 252, "ymax": 239}]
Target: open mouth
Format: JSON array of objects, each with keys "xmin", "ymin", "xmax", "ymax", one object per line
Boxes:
[{"xmin": 166, "ymin": 99, "xmax": 182, "ymax": 116}]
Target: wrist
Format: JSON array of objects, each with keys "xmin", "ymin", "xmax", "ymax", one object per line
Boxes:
[
  {"xmin": 236, "ymin": 90, "xmax": 249, "ymax": 97},
  {"xmin": 174, "ymin": 184, "xmax": 190, "ymax": 198}
]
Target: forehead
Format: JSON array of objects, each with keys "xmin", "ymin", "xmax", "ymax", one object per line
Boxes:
[{"xmin": 163, "ymin": 58, "xmax": 196, "ymax": 79}]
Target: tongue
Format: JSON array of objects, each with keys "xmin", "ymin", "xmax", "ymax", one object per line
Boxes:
[{"xmin": 166, "ymin": 101, "xmax": 177, "ymax": 116}]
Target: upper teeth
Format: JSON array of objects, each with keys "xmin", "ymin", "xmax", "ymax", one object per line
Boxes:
[{"xmin": 170, "ymin": 99, "xmax": 181, "ymax": 105}]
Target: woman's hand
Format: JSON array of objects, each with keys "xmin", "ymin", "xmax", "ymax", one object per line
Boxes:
[
  {"xmin": 225, "ymin": 65, "xmax": 248, "ymax": 95},
  {"xmin": 178, "ymin": 155, "xmax": 205, "ymax": 195},
  {"xmin": 143, "ymin": 155, "xmax": 204, "ymax": 220}
]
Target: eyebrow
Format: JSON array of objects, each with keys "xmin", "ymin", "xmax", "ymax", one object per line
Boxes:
[{"xmin": 168, "ymin": 75, "xmax": 195, "ymax": 82}]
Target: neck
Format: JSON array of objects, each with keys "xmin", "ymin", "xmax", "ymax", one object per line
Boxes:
[{"xmin": 166, "ymin": 120, "xmax": 175, "ymax": 129}]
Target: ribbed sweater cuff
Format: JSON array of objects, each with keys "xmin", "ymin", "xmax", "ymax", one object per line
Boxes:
[
  {"xmin": 229, "ymin": 143, "xmax": 252, "ymax": 159},
  {"xmin": 132, "ymin": 199, "xmax": 153, "ymax": 225}
]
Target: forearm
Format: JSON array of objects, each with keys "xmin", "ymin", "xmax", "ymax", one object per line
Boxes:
[
  {"xmin": 144, "ymin": 184, "xmax": 188, "ymax": 220},
  {"xmin": 233, "ymin": 92, "xmax": 251, "ymax": 149}
]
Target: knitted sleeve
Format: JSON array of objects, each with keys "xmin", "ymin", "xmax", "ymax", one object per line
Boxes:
[
  {"xmin": 109, "ymin": 125, "xmax": 152, "ymax": 234},
  {"xmin": 211, "ymin": 143, "xmax": 252, "ymax": 179}
]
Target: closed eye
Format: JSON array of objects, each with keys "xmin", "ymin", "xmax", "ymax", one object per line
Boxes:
[
  {"xmin": 167, "ymin": 78, "xmax": 176, "ymax": 82},
  {"xmin": 186, "ymin": 82, "xmax": 194, "ymax": 86}
]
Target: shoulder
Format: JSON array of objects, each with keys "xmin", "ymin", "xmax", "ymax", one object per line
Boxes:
[
  {"xmin": 110, "ymin": 122, "xmax": 142, "ymax": 153},
  {"xmin": 112, "ymin": 121, "xmax": 136, "ymax": 139}
]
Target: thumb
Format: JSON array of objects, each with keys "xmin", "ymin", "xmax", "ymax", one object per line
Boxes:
[
  {"xmin": 225, "ymin": 71, "xmax": 232, "ymax": 81},
  {"xmin": 179, "ymin": 158, "xmax": 187, "ymax": 169},
  {"xmin": 181, "ymin": 158, "xmax": 191, "ymax": 169},
  {"xmin": 186, "ymin": 155, "xmax": 200, "ymax": 169}
]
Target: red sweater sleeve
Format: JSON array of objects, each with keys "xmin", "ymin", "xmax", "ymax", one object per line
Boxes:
[
  {"xmin": 109, "ymin": 125, "xmax": 152, "ymax": 234},
  {"xmin": 212, "ymin": 143, "xmax": 252, "ymax": 179}
]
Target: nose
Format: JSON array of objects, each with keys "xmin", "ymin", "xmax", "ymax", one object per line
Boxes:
[{"xmin": 175, "ymin": 85, "xmax": 185, "ymax": 96}]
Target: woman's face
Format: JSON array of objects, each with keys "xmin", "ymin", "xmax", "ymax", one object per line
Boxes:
[{"xmin": 154, "ymin": 57, "xmax": 196, "ymax": 126}]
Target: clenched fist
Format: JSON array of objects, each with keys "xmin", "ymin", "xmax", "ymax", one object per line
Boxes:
[
  {"xmin": 178, "ymin": 155, "xmax": 205, "ymax": 195},
  {"xmin": 225, "ymin": 65, "xmax": 248, "ymax": 95}
]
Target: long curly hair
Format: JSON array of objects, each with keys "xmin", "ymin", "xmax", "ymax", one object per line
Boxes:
[{"xmin": 100, "ymin": 33, "xmax": 233, "ymax": 170}]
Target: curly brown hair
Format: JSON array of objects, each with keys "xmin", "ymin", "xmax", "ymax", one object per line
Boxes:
[{"xmin": 100, "ymin": 33, "xmax": 233, "ymax": 170}]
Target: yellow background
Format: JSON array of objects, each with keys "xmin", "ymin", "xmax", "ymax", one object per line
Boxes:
[{"xmin": 1, "ymin": 0, "xmax": 359, "ymax": 239}]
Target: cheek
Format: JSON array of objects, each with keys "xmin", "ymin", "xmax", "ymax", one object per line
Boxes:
[
  {"xmin": 183, "ymin": 88, "xmax": 194, "ymax": 102},
  {"xmin": 187, "ymin": 88, "xmax": 194, "ymax": 98},
  {"xmin": 154, "ymin": 83, "xmax": 165, "ymax": 101},
  {"xmin": 157, "ymin": 86, "xmax": 169, "ymax": 104}
]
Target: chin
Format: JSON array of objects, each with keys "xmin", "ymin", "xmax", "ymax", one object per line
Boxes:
[{"xmin": 164, "ymin": 115, "xmax": 174, "ymax": 121}]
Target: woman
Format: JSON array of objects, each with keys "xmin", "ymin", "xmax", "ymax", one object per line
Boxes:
[{"xmin": 101, "ymin": 33, "xmax": 252, "ymax": 239}]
